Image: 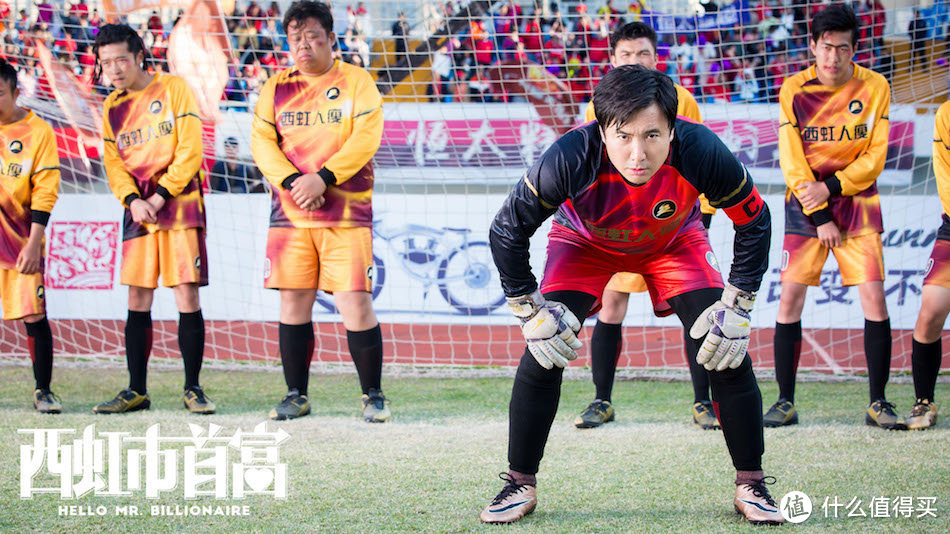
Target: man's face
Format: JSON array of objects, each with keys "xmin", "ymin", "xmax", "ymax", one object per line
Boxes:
[
  {"xmin": 224, "ymin": 142, "xmax": 238, "ymax": 159},
  {"xmin": 610, "ymin": 37, "xmax": 658, "ymax": 70},
  {"xmin": 97, "ymin": 41, "xmax": 144, "ymax": 90},
  {"xmin": 601, "ymin": 103, "xmax": 673, "ymax": 186},
  {"xmin": 0, "ymin": 81, "xmax": 18, "ymax": 118},
  {"xmin": 287, "ymin": 17, "xmax": 334, "ymax": 75},
  {"xmin": 810, "ymin": 30, "xmax": 854, "ymax": 86}
]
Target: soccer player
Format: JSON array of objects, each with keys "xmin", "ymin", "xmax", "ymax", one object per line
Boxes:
[
  {"xmin": 0, "ymin": 58, "xmax": 61, "ymax": 413},
  {"xmin": 481, "ymin": 65, "xmax": 782, "ymax": 525},
  {"xmin": 576, "ymin": 21, "xmax": 718, "ymax": 431},
  {"xmin": 93, "ymin": 24, "xmax": 214, "ymax": 414},
  {"xmin": 766, "ymin": 4, "xmax": 900, "ymax": 429},
  {"xmin": 251, "ymin": 1, "xmax": 389, "ymax": 422},
  {"xmin": 904, "ymin": 101, "xmax": 950, "ymax": 430}
]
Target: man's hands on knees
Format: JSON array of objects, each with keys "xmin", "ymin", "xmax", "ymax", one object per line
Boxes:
[
  {"xmin": 507, "ymin": 290, "xmax": 582, "ymax": 370},
  {"xmin": 689, "ymin": 284, "xmax": 755, "ymax": 371}
]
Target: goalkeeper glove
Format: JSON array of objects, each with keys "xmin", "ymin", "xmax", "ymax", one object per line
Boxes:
[
  {"xmin": 507, "ymin": 290, "xmax": 582, "ymax": 370},
  {"xmin": 689, "ymin": 284, "xmax": 755, "ymax": 372}
]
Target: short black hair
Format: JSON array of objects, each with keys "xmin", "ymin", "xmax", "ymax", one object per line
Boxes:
[
  {"xmin": 610, "ymin": 22, "xmax": 658, "ymax": 55},
  {"xmin": 593, "ymin": 65, "xmax": 677, "ymax": 132},
  {"xmin": 0, "ymin": 58, "xmax": 17, "ymax": 93},
  {"xmin": 284, "ymin": 1, "xmax": 333, "ymax": 35},
  {"xmin": 811, "ymin": 3, "xmax": 859, "ymax": 47},
  {"xmin": 93, "ymin": 23, "xmax": 150, "ymax": 82}
]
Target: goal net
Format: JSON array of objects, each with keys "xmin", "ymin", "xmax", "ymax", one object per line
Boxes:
[{"xmin": 0, "ymin": 0, "xmax": 946, "ymax": 377}]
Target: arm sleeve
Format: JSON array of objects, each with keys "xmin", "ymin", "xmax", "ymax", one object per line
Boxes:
[
  {"xmin": 156, "ymin": 78, "xmax": 204, "ymax": 198},
  {"xmin": 682, "ymin": 125, "xmax": 771, "ymax": 293},
  {"xmin": 584, "ymin": 100, "xmax": 595, "ymax": 123},
  {"xmin": 102, "ymin": 101, "xmax": 142, "ymax": 207},
  {"xmin": 678, "ymin": 88, "xmax": 702, "ymax": 122},
  {"xmin": 320, "ymin": 72, "xmax": 383, "ymax": 185},
  {"xmin": 29, "ymin": 123, "xmax": 60, "ymax": 219},
  {"xmin": 826, "ymin": 82, "xmax": 890, "ymax": 197},
  {"xmin": 933, "ymin": 103, "xmax": 950, "ymax": 215},
  {"xmin": 490, "ymin": 139, "xmax": 580, "ymax": 297},
  {"xmin": 251, "ymin": 75, "xmax": 301, "ymax": 190}
]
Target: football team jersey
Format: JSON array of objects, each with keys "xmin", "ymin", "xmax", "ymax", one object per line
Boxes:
[
  {"xmin": 584, "ymin": 83, "xmax": 701, "ymax": 123},
  {"xmin": 932, "ymin": 101, "xmax": 950, "ymax": 240},
  {"xmin": 0, "ymin": 111, "xmax": 59, "ymax": 269},
  {"xmin": 491, "ymin": 120, "xmax": 770, "ymax": 297},
  {"xmin": 252, "ymin": 60, "xmax": 383, "ymax": 229},
  {"xmin": 779, "ymin": 63, "xmax": 889, "ymax": 238},
  {"xmin": 102, "ymin": 72, "xmax": 205, "ymax": 240}
]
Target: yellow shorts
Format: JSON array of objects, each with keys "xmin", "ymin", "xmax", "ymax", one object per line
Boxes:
[
  {"xmin": 780, "ymin": 233, "xmax": 885, "ymax": 287},
  {"xmin": 604, "ymin": 272, "xmax": 648, "ymax": 294},
  {"xmin": 0, "ymin": 268, "xmax": 45, "ymax": 320},
  {"xmin": 120, "ymin": 228, "xmax": 209, "ymax": 288},
  {"xmin": 264, "ymin": 226, "xmax": 373, "ymax": 292}
]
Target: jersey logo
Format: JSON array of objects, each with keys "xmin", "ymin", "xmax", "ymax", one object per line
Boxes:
[
  {"xmin": 925, "ymin": 258, "xmax": 934, "ymax": 277},
  {"xmin": 263, "ymin": 257, "xmax": 272, "ymax": 279},
  {"xmin": 194, "ymin": 256, "xmax": 201, "ymax": 270},
  {"xmin": 848, "ymin": 100, "xmax": 863, "ymax": 114},
  {"xmin": 652, "ymin": 200, "xmax": 677, "ymax": 220},
  {"xmin": 366, "ymin": 264, "xmax": 374, "ymax": 283},
  {"xmin": 8, "ymin": 140, "xmax": 22, "ymax": 153},
  {"xmin": 705, "ymin": 251, "xmax": 720, "ymax": 273},
  {"xmin": 326, "ymin": 87, "xmax": 340, "ymax": 100},
  {"xmin": 36, "ymin": 285, "xmax": 45, "ymax": 299},
  {"xmin": 781, "ymin": 250, "xmax": 790, "ymax": 272},
  {"xmin": 149, "ymin": 100, "xmax": 163, "ymax": 114}
]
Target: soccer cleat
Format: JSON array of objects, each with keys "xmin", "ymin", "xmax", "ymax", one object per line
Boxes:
[
  {"xmin": 33, "ymin": 389, "xmax": 62, "ymax": 414},
  {"xmin": 692, "ymin": 400, "xmax": 720, "ymax": 430},
  {"xmin": 361, "ymin": 388, "xmax": 391, "ymax": 423},
  {"xmin": 573, "ymin": 399, "xmax": 614, "ymax": 428},
  {"xmin": 479, "ymin": 473, "xmax": 538, "ymax": 524},
  {"xmin": 183, "ymin": 386, "xmax": 216, "ymax": 414},
  {"xmin": 906, "ymin": 399, "xmax": 938, "ymax": 430},
  {"xmin": 734, "ymin": 476, "xmax": 785, "ymax": 525},
  {"xmin": 763, "ymin": 398, "xmax": 798, "ymax": 427},
  {"xmin": 93, "ymin": 388, "xmax": 150, "ymax": 414},
  {"xmin": 268, "ymin": 389, "xmax": 310, "ymax": 420},
  {"xmin": 866, "ymin": 399, "xmax": 907, "ymax": 430}
]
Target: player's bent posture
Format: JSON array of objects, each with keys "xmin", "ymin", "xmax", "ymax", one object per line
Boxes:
[
  {"xmin": 481, "ymin": 66, "xmax": 782, "ymax": 525},
  {"xmin": 0, "ymin": 59, "xmax": 61, "ymax": 413},
  {"xmin": 93, "ymin": 24, "xmax": 213, "ymax": 414},
  {"xmin": 577, "ymin": 21, "xmax": 718, "ymax": 431},
  {"xmin": 251, "ymin": 1, "xmax": 389, "ymax": 422},
  {"xmin": 905, "ymin": 101, "xmax": 950, "ymax": 430},
  {"xmin": 766, "ymin": 4, "xmax": 902, "ymax": 430}
]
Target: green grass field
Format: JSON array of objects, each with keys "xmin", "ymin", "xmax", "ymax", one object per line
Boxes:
[{"xmin": 0, "ymin": 364, "xmax": 947, "ymax": 533}]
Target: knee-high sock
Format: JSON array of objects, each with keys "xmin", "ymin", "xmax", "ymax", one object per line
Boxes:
[
  {"xmin": 125, "ymin": 311, "xmax": 153, "ymax": 395},
  {"xmin": 279, "ymin": 322, "xmax": 314, "ymax": 396},
  {"xmin": 709, "ymin": 358, "xmax": 765, "ymax": 471},
  {"xmin": 347, "ymin": 325, "xmax": 383, "ymax": 394},
  {"xmin": 865, "ymin": 319, "xmax": 892, "ymax": 402},
  {"xmin": 773, "ymin": 321, "xmax": 802, "ymax": 402},
  {"xmin": 682, "ymin": 329, "xmax": 711, "ymax": 403},
  {"xmin": 25, "ymin": 317, "xmax": 54, "ymax": 391},
  {"xmin": 178, "ymin": 310, "xmax": 205, "ymax": 389},
  {"xmin": 591, "ymin": 321, "xmax": 622, "ymax": 402},
  {"xmin": 508, "ymin": 350, "xmax": 564, "ymax": 475},
  {"xmin": 911, "ymin": 339, "xmax": 941, "ymax": 402}
]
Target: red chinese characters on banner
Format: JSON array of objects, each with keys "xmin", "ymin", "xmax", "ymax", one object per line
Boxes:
[{"xmin": 45, "ymin": 222, "xmax": 119, "ymax": 290}]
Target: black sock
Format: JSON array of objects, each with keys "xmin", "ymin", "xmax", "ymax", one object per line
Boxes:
[
  {"xmin": 774, "ymin": 321, "xmax": 802, "ymax": 403},
  {"xmin": 178, "ymin": 310, "xmax": 205, "ymax": 389},
  {"xmin": 912, "ymin": 339, "xmax": 941, "ymax": 402},
  {"xmin": 709, "ymin": 358, "xmax": 764, "ymax": 472},
  {"xmin": 865, "ymin": 319, "xmax": 892, "ymax": 402},
  {"xmin": 347, "ymin": 325, "xmax": 383, "ymax": 394},
  {"xmin": 590, "ymin": 321, "xmax": 622, "ymax": 402},
  {"xmin": 25, "ymin": 317, "xmax": 54, "ymax": 391},
  {"xmin": 125, "ymin": 311, "xmax": 152, "ymax": 395},
  {"xmin": 508, "ymin": 349, "xmax": 564, "ymax": 474},
  {"xmin": 683, "ymin": 329, "xmax": 711, "ymax": 403},
  {"xmin": 279, "ymin": 322, "xmax": 314, "ymax": 396}
]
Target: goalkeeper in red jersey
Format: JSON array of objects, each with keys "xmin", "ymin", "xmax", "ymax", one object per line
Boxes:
[
  {"xmin": 0, "ymin": 59, "xmax": 61, "ymax": 413},
  {"xmin": 575, "ymin": 21, "xmax": 718, "ymax": 431},
  {"xmin": 904, "ymin": 101, "xmax": 950, "ymax": 430},
  {"xmin": 766, "ymin": 4, "xmax": 901, "ymax": 430},
  {"xmin": 480, "ymin": 65, "xmax": 782, "ymax": 525},
  {"xmin": 93, "ymin": 24, "xmax": 213, "ymax": 415},
  {"xmin": 251, "ymin": 1, "xmax": 389, "ymax": 422}
]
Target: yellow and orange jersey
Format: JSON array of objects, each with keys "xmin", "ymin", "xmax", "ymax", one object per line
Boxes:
[
  {"xmin": 0, "ymin": 110, "xmax": 59, "ymax": 269},
  {"xmin": 779, "ymin": 62, "xmax": 889, "ymax": 238},
  {"xmin": 932, "ymin": 100, "xmax": 950, "ymax": 218},
  {"xmin": 103, "ymin": 72, "xmax": 204, "ymax": 240},
  {"xmin": 252, "ymin": 60, "xmax": 383, "ymax": 229},
  {"xmin": 584, "ymin": 83, "xmax": 702, "ymax": 123}
]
